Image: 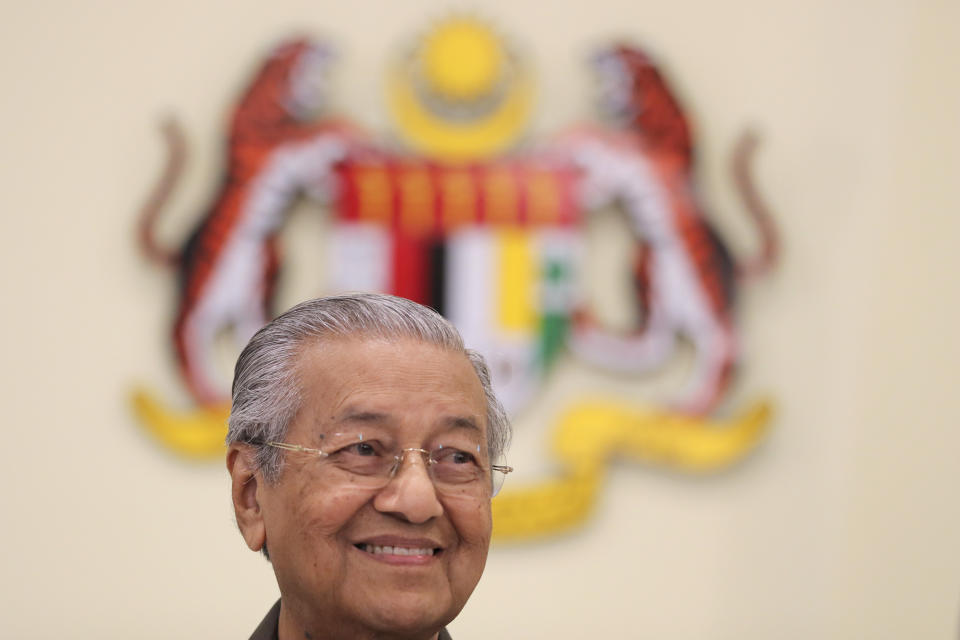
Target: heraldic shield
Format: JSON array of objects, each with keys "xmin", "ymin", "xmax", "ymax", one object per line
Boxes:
[{"xmin": 131, "ymin": 16, "xmax": 778, "ymax": 541}]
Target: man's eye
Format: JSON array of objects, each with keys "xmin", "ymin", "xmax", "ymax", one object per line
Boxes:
[
  {"xmin": 435, "ymin": 448, "xmax": 477, "ymax": 465},
  {"xmin": 353, "ymin": 442, "xmax": 378, "ymax": 456},
  {"xmin": 337, "ymin": 442, "xmax": 379, "ymax": 457},
  {"xmin": 452, "ymin": 451, "xmax": 476, "ymax": 465}
]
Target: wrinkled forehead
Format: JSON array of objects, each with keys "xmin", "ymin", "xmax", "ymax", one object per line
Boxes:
[
  {"xmin": 291, "ymin": 333, "xmax": 486, "ymax": 425},
  {"xmin": 290, "ymin": 339, "xmax": 485, "ymax": 454}
]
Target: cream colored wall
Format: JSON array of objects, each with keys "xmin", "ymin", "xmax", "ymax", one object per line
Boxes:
[{"xmin": 2, "ymin": 1, "xmax": 958, "ymax": 638}]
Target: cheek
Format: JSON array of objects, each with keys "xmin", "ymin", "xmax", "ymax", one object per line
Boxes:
[
  {"xmin": 448, "ymin": 498, "xmax": 493, "ymax": 549},
  {"xmin": 445, "ymin": 501, "xmax": 492, "ymax": 602},
  {"xmin": 269, "ymin": 488, "xmax": 374, "ymax": 582},
  {"xmin": 291, "ymin": 484, "xmax": 373, "ymax": 538}
]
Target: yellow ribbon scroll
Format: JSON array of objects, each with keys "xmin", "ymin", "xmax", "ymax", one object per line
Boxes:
[
  {"xmin": 492, "ymin": 398, "xmax": 772, "ymax": 540},
  {"xmin": 131, "ymin": 387, "xmax": 229, "ymax": 459}
]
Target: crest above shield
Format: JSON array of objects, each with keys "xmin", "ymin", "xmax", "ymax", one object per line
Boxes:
[{"xmin": 387, "ymin": 15, "xmax": 534, "ymax": 160}]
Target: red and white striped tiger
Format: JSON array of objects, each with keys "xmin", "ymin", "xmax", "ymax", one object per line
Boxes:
[
  {"xmin": 561, "ymin": 43, "xmax": 778, "ymax": 415},
  {"xmin": 138, "ymin": 38, "xmax": 361, "ymax": 405}
]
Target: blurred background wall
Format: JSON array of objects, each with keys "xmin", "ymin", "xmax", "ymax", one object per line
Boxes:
[{"xmin": 2, "ymin": 0, "xmax": 958, "ymax": 638}]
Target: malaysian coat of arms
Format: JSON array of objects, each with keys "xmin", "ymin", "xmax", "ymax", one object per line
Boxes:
[{"xmin": 132, "ymin": 16, "xmax": 779, "ymax": 541}]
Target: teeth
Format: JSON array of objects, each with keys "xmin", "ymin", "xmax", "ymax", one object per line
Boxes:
[{"xmin": 361, "ymin": 544, "xmax": 435, "ymax": 556}]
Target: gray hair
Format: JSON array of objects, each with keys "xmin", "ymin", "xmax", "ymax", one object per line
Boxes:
[{"xmin": 226, "ymin": 293, "xmax": 511, "ymax": 482}]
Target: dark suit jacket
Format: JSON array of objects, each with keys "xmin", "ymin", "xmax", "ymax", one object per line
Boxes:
[{"xmin": 250, "ymin": 600, "xmax": 453, "ymax": 640}]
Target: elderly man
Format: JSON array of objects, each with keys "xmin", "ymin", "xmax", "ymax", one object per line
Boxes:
[{"xmin": 226, "ymin": 293, "xmax": 512, "ymax": 640}]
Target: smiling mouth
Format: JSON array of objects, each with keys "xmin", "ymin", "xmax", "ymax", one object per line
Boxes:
[{"xmin": 355, "ymin": 544, "xmax": 441, "ymax": 557}]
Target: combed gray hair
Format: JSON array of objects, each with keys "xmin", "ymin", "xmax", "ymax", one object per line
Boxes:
[{"xmin": 227, "ymin": 293, "xmax": 511, "ymax": 482}]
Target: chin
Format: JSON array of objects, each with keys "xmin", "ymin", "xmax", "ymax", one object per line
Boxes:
[{"xmin": 360, "ymin": 589, "xmax": 457, "ymax": 634}]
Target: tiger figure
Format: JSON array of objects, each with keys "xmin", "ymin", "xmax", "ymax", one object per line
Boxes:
[
  {"xmin": 138, "ymin": 38, "xmax": 361, "ymax": 405},
  {"xmin": 560, "ymin": 43, "xmax": 778, "ymax": 415}
]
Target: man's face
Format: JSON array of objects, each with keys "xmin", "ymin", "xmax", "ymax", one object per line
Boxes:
[{"xmin": 232, "ymin": 336, "xmax": 492, "ymax": 637}]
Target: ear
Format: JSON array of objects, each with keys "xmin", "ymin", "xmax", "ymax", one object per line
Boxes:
[{"xmin": 227, "ymin": 444, "xmax": 267, "ymax": 552}]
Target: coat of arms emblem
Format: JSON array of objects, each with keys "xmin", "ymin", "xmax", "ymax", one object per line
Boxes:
[{"xmin": 132, "ymin": 15, "xmax": 779, "ymax": 540}]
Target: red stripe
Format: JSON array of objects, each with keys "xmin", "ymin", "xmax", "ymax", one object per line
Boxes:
[
  {"xmin": 334, "ymin": 163, "xmax": 358, "ymax": 222},
  {"xmin": 391, "ymin": 234, "xmax": 429, "ymax": 304}
]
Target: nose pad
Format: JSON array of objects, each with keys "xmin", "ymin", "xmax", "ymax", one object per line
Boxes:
[
  {"xmin": 389, "ymin": 448, "xmax": 432, "ymax": 479},
  {"xmin": 387, "ymin": 448, "xmax": 439, "ymax": 493},
  {"xmin": 374, "ymin": 448, "xmax": 443, "ymax": 523}
]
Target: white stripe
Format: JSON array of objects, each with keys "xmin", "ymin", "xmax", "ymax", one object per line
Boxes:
[
  {"xmin": 327, "ymin": 223, "xmax": 392, "ymax": 294},
  {"xmin": 445, "ymin": 226, "xmax": 495, "ymax": 354}
]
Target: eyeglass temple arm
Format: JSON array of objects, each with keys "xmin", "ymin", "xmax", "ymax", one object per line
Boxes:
[
  {"xmin": 491, "ymin": 464, "xmax": 514, "ymax": 475},
  {"xmin": 265, "ymin": 441, "xmax": 327, "ymax": 456}
]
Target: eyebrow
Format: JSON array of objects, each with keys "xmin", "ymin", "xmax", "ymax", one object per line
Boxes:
[
  {"xmin": 442, "ymin": 415, "xmax": 482, "ymax": 433},
  {"xmin": 335, "ymin": 410, "xmax": 390, "ymax": 425}
]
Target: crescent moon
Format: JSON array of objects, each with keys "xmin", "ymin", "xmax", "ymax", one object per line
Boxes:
[{"xmin": 387, "ymin": 59, "xmax": 534, "ymax": 161}]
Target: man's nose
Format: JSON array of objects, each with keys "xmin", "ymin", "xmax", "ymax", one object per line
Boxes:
[{"xmin": 372, "ymin": 452, "xmax": 444, "ymax": 523}]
